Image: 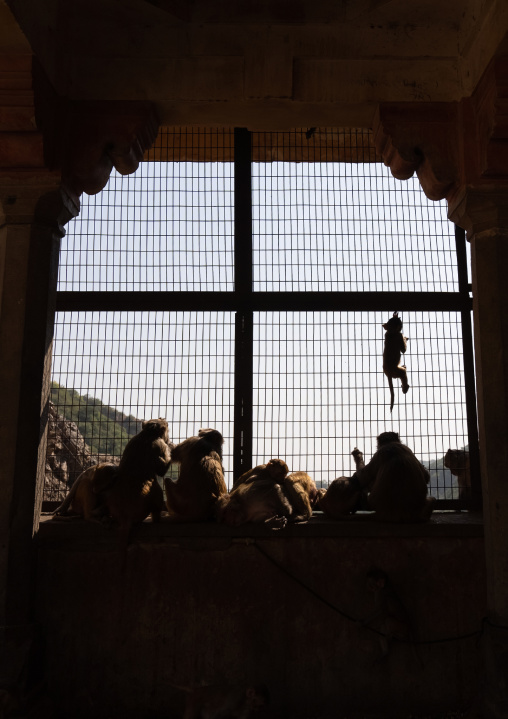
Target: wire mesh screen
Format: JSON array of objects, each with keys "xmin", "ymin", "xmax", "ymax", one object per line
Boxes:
[
  {"xmin": 46, "ymin": 311, "xmax": 234, "ymax": 499},
  {"xmin": 58, "ymin": 129, "xmax": 234, "ymax": 292},
  {"xmin": 252, "ymin": 141, "xmax": 458, "ymax": 293},
  {"xmin": 253, "ymin": 310, "xmax": 468, "ymax": 499},
  {"xmin": 45, "ymin": 126, "xmax": 475, "ymax": 507}
]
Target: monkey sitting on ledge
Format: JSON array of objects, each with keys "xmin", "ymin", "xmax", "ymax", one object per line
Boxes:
[
  {"xmin": 319, "ymin": 432, "xmax": 435, "ymax": 522},
  {"xmin": 217, "ymin": 460, "xmax": 317, "ymax": 527},
  {"xmin": 444, "ymin": 448, "xmax": 471, "ymax": 502},
  {"xmin": 233, "ymin": 458, "xmax": 289, "ymax": 489},
  {"xmin": 53, "ymin": 417, "xmax": 172, "ymax": 534},
  {"xmin": 316, "ymin": 448, "xmax": 369, "ymax": 518},
  {"xmin": 53, "ymin": 418, "xmax": 173, "ymax": 559},
  {"xmin": 164, "ymin": 428, "xmax": 227, "ymax": 522}
]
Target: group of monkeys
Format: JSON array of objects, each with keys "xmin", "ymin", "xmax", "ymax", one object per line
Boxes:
[
  {"xmin": 47, "ymin": 312, "xmax": 472, "ymax": 718},
  {"xmin": 52, "ymin": 422, "xmax": 434, "ymax": 717},
  {"xmin": 54, "ymin": 419, "xmax": 437, "ymax": 536},
  {"xmin": 54, "ymin": 308, "xmax": 473, "ymax": 534}
]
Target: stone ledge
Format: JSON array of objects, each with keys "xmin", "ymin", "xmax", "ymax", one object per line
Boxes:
[{"xmin": 37, "ymin": 511, "xmax": 484, "ymax": 548}]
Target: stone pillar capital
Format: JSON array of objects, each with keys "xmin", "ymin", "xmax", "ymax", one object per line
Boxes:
[
  {"xmin": 448, "ymin": 187, "xmax": 508, "ymax": 239},
  {"xmin": 0, "ymin": 176, "xmax": 78, "ymax": 233},
  {"xmin": 373, "ymin": 54, "xmax": 508, "ymax": 225}
]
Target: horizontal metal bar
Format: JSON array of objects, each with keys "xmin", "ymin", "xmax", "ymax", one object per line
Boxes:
[{"xmin": 56, "ymin": 291, "xmax": 472, "ymax": 313}]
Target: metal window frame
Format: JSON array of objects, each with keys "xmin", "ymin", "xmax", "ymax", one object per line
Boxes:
[{"xmin": 54, "ymin": 127, "xmax": 481, "ymax": 509}]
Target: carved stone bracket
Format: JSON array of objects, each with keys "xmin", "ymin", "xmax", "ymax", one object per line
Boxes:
[
  {"xmin": 373, "ymin": 54, "xmax": 508, "ymax": 229},
  {"xmin": 372, "ymin": 102, "xmax": 459, "ymax": 202},
  {"xmin": 33, "ymin": 60, "xmax": 159, "ymax": 198}
]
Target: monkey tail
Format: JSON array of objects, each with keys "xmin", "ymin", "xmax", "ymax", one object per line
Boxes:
[
  {"xmin": 388, "ymin": 376, "xmax": 394, "ymax": 412},
  {"xmin": 51, "ymin": 479, "xmax": 79, "ymax": 516}
]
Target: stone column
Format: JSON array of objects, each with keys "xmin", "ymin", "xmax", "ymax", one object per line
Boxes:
[
  {"xmin": 0, "ymin": 175, "xmax": 78, "ymax": 689},
  {"xmin": 0, "ymin": 56, "xmax": 159, "ymax": 692},
  {"xmin": 450, "ymin": 189, "xmax": 508, "ymax": 719},
  {"xmin": 373, "ymin": 51, "xmax": 508, "ymax": 715}
]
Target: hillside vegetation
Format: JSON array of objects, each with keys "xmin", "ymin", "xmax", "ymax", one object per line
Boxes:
[{"xmin": 50, "ymin": 382, "xmax": 142, "ymax": 457}]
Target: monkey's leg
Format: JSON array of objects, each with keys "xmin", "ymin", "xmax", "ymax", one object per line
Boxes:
[
  {"xmin": 82, "ymin": 490, "xmax": 101, "ymax": 522},
  {"xmin": 420, "ymin": 496, "xmax": 436, "ymax": 520},
  {"xmin": 149, "ymin": 481, "xmax": 164, "ymax": 522},
  {"xmin": 164, "ymin": 477, "xmax": 185, "ymax": 516},
  {"xmin": 394, "ymin": 364, "xmax": 409, "ymax": 394}
]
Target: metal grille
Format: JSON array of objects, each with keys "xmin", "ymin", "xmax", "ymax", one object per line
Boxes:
[
  {"xmin": 45, "ymin": 127, "xmax": 478, "ymax": 508},
  {"xmin": 252, "ymin": 161, "xmax": 457, "ymax": 293},
  {"xmin": 58, "ymin": 129, "xmax": 234, "ymax": 292},
  {"xmin": 253, "ymin": 310, "xmax": 468, "ymax": 498}
]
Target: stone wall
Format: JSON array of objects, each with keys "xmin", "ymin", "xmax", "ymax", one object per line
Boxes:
[{"xmin": 36, "ymin": 517, "xmax": 485, "ymax": 719}]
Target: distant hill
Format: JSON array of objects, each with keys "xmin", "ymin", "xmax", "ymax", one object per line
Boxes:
[{"xmin": 50, "ymin": 382, "xmax": 142, "ymax": 457}]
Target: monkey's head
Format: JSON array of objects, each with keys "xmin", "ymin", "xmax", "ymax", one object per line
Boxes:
[
  {"xmin": 376, "ymin": 431, "xmax": 400, "ymax": 448},
  {"xmin": 383, "ymin": 311, "xmax": 403, "ymax": 333},
  {"xmin": 444, "ymin": 448, "xmax": 469, "ymax": 472},
  {"xmin": 142, "ymin": 418, "xmax": 170, "ymax": 442},
  {"xmin": 319, "ymin": 477, "xmax": 360, "ymax": 515},
  {"xmin": 198, "ymin": 428, "xmax": 224, "ymax": 454},
  {"xmin": 246, "ymin": 685, "xmax": 270, "ymax": 711},
  {"xmin": 266, "ymin": 458, "xmax": 289, "ymax": 481}
]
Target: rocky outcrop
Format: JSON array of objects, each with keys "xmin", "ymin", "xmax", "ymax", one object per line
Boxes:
[{"xmin": 44, "ymin": 401, "xmax": 119, "ymax": 500}]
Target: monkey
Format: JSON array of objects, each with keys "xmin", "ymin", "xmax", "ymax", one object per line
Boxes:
[
  {"xmin": 52, "ymin": 418, "xmax": 172, "ymax": 534},
  {"xmin": 362, "ymin": 568, "xmax": 418, "ymax": 663},
  {"xmin": 354, "ymin": 432, "xmax": 435, "ymax": 522},
  {"xmin": 216, "ymin": 479, "xmax": 291, "ymax": 528},
  {"xmin": 217, "ymin": 470, "xmax": 316, "ymax": 527},
  {"xmin": 179, "ymin": 683, "xmax": 270, "ymax": 719},
  {"xmin": 52, "ymin": 462, "xmax": 118, "ymax": 522},
  {"xmin": 382, "ymin": 311, "xmax": 409, "ymax": 412},
  {"xmin": 444, "ymin": 448, "xmax": 471, "ymax": 501},
  {"xmin": 282, "ymin": 471, "xmax": 318, "ymax": 521},
  {"xmin": 233, "ymin": 458, "xmax": 289, "ymax": 489},
  {"xmin": 164, "ymin": 428, "xmax": 227, "ymax": 522},
  {"xmin": 317, "ymin": 448, "xmax": 369, "ymax": 519},
  {"xmin": 103, "ymin": 418, "xmax": 172, "ymax": 545}
]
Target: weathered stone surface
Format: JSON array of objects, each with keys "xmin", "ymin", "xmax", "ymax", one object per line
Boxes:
[{"xmin": 44, "ymin": 401, "xmax": 120, "ymax": 500}]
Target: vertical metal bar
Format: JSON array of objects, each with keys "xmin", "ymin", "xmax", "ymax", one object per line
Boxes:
[
  {"xmin": 455, "ymin": 223, "xmax": 482, "ymax": 509},
  {"xmin": 234, "ymin": 312, "xmax": 253, "ymax": 479},
  {"xmin": 233, "ymin": 128, "xmax": 253, "ymax": 478}
]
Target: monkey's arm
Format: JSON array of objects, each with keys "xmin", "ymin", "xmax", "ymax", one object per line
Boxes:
[
  {"xmin": 282, "ymin": 480, "xmax": 312, "ymax": 522},
  {"xmin": 351, "ymin": 448, "xmax": 365, "ymax": 470},
  {"xmin": 153, "ymin": 439, "xmax": 172, "ymax": 476},
  {"xmin": 354, "ymin": 456, "xmax": 379, "ymax": 490}
]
